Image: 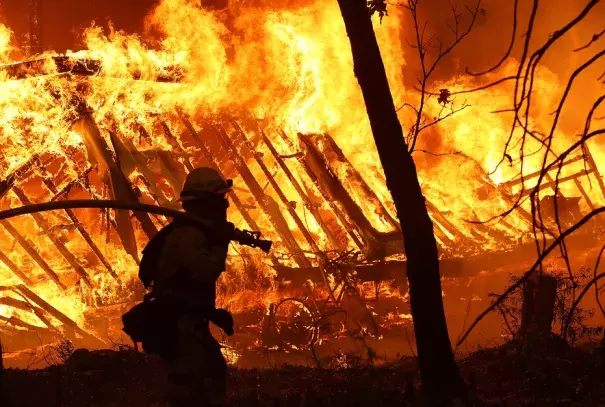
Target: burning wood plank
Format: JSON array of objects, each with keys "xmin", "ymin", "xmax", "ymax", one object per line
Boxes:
[
  {"xmin": 256, "ymin": 126, "xmax": 344, "ymax": 251},
  {"xmin": 0, "ymin": 56, "xmax": 183, "ymax": 83},
  {"xmin": 11, "ymin": 187, "xmax": 93, "ymax": 288},
  {"xmin": 278, "ymin": 130, "xmax": 365, "ymax": 250},
  {"xmin": 0, "ymin": 250, "xmax": 32, "ymax": 285},
  {"xmin": 313, "ymin": 133, "xmax": 400, "ymax": 231},
  {"xmin": 15, "ymin": 285, "xmax": 106, "ymax": 347},
  {"xmin": 33, "ymin": 157, "xmax": 118, "ymax": 281},
  {"xmin": 298, "ymin": 133, "xmax": 403, "ymax": 260},
  {"xmin": 213, "ymin": 123, "xmax": 311, "ymax": 267},
  {"xmin": 0, "ymin": 220, "xmax": 65, "ymax": 290},
  {"xmin": 176, "ymin": 112, "xmax": 284, "ymax": 268}
]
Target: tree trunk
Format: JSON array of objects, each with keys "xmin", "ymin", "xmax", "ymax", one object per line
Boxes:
[
  {"xmin": 336, "ymin": 0, "xmax": 465, "ymax": 402},
  {"xmin": 519, "ymin": 271, "xmax": 557, "ymax": 352}
]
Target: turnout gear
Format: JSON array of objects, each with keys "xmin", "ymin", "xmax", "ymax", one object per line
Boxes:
[{"xmin": 122, "ymin": 167, "xmax": 235, "ymax": 406}]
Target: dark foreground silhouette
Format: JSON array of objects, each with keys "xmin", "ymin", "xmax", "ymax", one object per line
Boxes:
[{"xmin": 2, "ymin": 339, "xmax": 604, "ymax": 406}]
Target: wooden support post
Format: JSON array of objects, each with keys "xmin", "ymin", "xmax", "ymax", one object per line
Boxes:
[
  {"xmin": 0, "ymin": 220, "xmax": 65, "ymax": 290},
  {"xmin": 277, "ymin": 130, "xmax": 365, "ymax": 250},
  {"xmin": 255, "ymin": 125, "xmax": 344, "ymax": 251}
]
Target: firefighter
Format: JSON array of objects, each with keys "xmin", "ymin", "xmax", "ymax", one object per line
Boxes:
[{"xmin": 151, "ymin": 167, "xmax": 232, "ymax": 406}]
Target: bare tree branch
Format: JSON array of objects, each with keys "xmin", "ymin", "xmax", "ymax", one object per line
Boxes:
[{"xmin": 457, "ymin": 207, "xmax": 605, "ymax": 346}]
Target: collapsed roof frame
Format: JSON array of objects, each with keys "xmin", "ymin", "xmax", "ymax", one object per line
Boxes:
[{"xmin": 0, "ymin": 56, "xmax": 603, "ymax": 346}]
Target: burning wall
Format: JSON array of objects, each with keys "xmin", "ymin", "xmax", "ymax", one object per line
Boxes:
[{"xmin": 0, "ymin": 0, "xmax": 603, "ymax": 365}]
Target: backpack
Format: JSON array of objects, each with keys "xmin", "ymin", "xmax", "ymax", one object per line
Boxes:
[{"xmin": 138, "ymin": 222, "xmax": 180, "ymax": 289}]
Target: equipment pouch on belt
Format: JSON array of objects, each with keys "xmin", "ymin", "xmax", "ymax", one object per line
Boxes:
[{"xmin": 122, "ymin": 298, "xmax": 179, "ymax": 358}]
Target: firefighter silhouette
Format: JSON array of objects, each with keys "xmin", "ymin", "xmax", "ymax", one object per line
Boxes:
[{"xmin": 123, "ymin": 167, "xmax": 234, "ymax": 406}]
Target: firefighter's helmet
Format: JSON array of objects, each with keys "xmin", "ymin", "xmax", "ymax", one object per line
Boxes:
[{"xmin": 179, "ymin": 167, "xmax": 232, "ymax": 201}]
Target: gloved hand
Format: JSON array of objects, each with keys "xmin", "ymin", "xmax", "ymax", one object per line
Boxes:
[{"xmin": 209, "ymin": 308, "xmax": 234, "ymax": 336}]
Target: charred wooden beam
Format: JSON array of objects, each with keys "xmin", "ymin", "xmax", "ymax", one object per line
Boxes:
[
  {"xmin": 520, "ymin": 169, "xmax": 594, "ymax": 197},
  {"xmin": 298, "ymin": 133, "xmax": 403, "ymax": 260},
  {"xmin": 0, "ymin": 56, "xmax": 183, "ymax": 82},
  {"xmin": 314, "ymin": 133, "xmax": 400, "ymax": 231},
  {"xmin": 424, "ymin": 200, "xmax": 468, "ymax": 242},
  {"xmin": 583, "ymin": 144, "xmax": 605, "ymax": 200},
  {"xmin": 50, "ymin": 165, "xmax": 95, "ymax": 202},
  {"xmin": 500, "ymin": 154, "xmax": 585, "ymax": 188},
  {"xmin": 0, "ymin": 315, "xmax": 57, "ymax": 337},
  {"xmin": 107, "ymin": 123, "xmax": 172, "ymax": 208},
  {"xmin": 135, "ymin": 123, "xmax": 187, "ymax": 196},
  {"xmin": 168, "ymin": 116, "xmax": 257, "ymax": 229},
  {"xmin": 32, "ymin": 158, "xmax": 118, "ymax": 281},
  {"xmin": 0, "ymin": 220, "xmax": 65, "ymax": 289},
  {"xmin": 16, "ymin": 285, "xmax": 106, "ymax": 346},
  {"xmin": 231, "ymin": 122, "xmax": 322, "ymax": 254},
  {"xmin": 255, "ymin": 126, "xmax": 344, "ymax": 251},
  {"xmin": 176, "ymin": 112, "xmax": 283, "ymax": 267},
  {"xmin": 159, "ymin": 121, "xmax": 195, "ymax": 172},
  {"xmin": 0, "ymin": 251, "xmax": 32, "ymax": 285},
  {"xmin": 278, "ymin": 130, "xmax": 365, "ymax": 249},
  {"xmin": 11, "ymin": 187, "xmax": 93, "ymax": 288},
  {"xmin": 212, "ymin": 123, "xmax": 311, "ymax": 267},
  {"xmin": 231, "ymin": 122, "xmax": 339, "ymax": 298}
]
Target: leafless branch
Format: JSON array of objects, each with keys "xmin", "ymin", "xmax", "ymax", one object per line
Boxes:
[
  {"xmin": 457, "ymin": 206, "xmax": 605, "ymax": 346},
  {"xmin": 561, "ymin": 245, "xmax": 605, "ymax": 341},
  {"xmin": 414, "ymin": 149, "xmax": 462, "ymax": 156},
  {"xmin": 400, "ymin": 0, "xmax": 482, "ymax": 152},
  {"xmin": 574, "ymin": 28, "xmax": 605, "ymax": 52}
]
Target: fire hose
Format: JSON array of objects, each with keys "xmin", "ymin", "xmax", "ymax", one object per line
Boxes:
[{"xmin": 0, "ymin": 199, "xmax": 273, "ymax": 253}]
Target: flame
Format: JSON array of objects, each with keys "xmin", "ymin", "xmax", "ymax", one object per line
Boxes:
[{"xmin": 0, "ymin": 0, "xmax": 601, "ymax": 359}]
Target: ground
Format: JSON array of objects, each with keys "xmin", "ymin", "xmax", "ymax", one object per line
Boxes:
[{"xmin": 1, "ymin": 339, "xmax": 604, "ymax": 406}]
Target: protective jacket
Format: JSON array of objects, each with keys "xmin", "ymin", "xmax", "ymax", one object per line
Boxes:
[{"xmin": 153, "ymin": 222, "xmax": 229, "ymax": 311}]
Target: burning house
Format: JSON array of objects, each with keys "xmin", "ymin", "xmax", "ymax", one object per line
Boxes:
[{"xmin": 0, "ymin": 0, "xmax": 603, "ymax": 368}]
